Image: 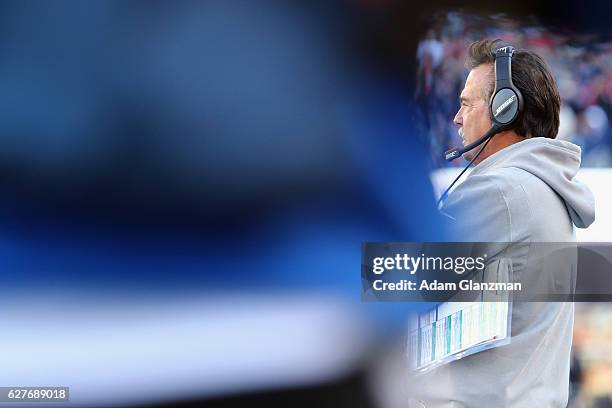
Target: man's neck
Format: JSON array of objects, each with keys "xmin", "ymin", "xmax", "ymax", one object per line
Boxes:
[{"xmin": 474, "ymin": 131, "xmax": 525, "ymax": 164}]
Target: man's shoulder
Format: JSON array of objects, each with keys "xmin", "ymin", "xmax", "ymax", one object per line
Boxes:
[
  {"xmin": 471, "ymin": 166, "xmax": 532, "ymax": 190},
  {"xmin": 473, "ymin": 166, "xmax": 559, "ymax": 214},
  {"xmin": 442, "ymin": 168, "xmax": 533, "ymax": 242},
  {"xmin": 449, "ymin": 167, "xmax": 529, "ymax": 205}
]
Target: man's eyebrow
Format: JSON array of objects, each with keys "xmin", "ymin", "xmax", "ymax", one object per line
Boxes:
[{"xmin": 459, "ymin": 95, "xmax": 469, "ymax": 104}]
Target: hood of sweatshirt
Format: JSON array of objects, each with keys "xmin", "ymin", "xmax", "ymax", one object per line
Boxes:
[{"xmin": 470, "ymin": 137, "xmax": 595, "ymax": 228}]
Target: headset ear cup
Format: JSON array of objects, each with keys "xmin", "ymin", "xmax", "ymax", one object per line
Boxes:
[
  {"xmin": 491, "ymin": 45, "xmax": 524, "ymax": 130},
  {"xmin": 490, "ymin": 88, "xmax": 520, "ymax": 127}
]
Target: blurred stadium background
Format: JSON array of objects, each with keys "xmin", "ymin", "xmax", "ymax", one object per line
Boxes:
[{"xmin": 0, "ymin": 1, "xmax": 610, "ymax": 407}]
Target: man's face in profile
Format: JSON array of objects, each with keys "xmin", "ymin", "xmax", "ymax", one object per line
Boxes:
[{"xmin": 453, "ymin": 64, "xmax": 494, "ymax": 161}]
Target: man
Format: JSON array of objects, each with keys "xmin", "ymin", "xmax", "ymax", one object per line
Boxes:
[{"xmin": 410, "ymin": 40, "xmax": 595, "ymax": 407}]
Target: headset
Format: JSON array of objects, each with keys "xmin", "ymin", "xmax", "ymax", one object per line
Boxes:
[{"xmin": 437, "ymin": 45, "xmax": 523, "ymax": 207}]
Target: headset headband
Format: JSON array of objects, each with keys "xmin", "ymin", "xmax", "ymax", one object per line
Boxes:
[{"xmin": 494, "ymin": 46, "xmax": 515, "ymax": 88}]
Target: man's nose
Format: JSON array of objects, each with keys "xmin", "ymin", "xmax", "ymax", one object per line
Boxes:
[{"xmin": 453, "ymin": 109, "xmax": 462, "ymax": 126}]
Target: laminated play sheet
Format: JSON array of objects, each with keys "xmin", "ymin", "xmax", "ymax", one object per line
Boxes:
[{"xmin": 407, "ymin": 300, "xmax": 511, "ymax": 372}]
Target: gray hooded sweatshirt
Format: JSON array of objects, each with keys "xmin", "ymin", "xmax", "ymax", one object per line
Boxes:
[{"xmin": 411, "ymin": 137, "xmax": 595, "ymax": 407}]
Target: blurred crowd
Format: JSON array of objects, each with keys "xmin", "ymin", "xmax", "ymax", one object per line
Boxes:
[{"xmin": 416, "ymin": 12, "xmax": 612, "ymax": 168}]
